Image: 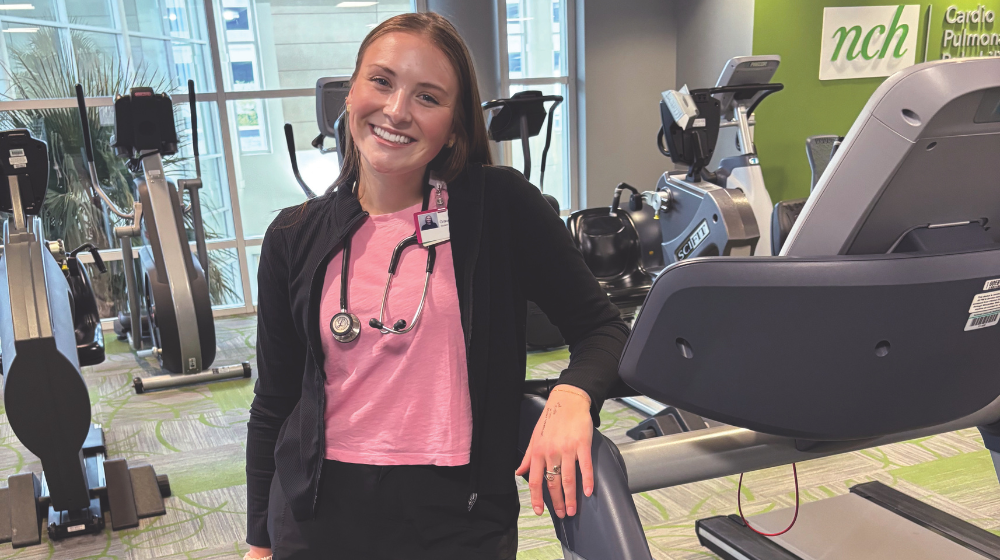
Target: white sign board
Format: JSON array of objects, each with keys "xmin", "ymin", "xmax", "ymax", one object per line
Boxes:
[{"xmin": 820, "ymin": 5, "xmax": 919, "ymax": 80}]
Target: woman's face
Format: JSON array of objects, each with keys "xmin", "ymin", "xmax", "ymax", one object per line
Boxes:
[{"xmin": 347, "ymin": 32, "xmax": 459, "ymax": 181}]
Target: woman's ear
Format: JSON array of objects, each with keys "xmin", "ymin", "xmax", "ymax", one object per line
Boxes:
[{"xmin": 345, "ymin": 85, "xmax": 355, "ymax": 113}]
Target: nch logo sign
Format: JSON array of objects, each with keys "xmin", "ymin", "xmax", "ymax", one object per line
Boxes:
[{"xmin": 820, "ymin": 5, "xmax": 919, "ymax": 80}]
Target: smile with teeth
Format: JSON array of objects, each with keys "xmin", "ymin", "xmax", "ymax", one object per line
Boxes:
[{"xmin": 371, "ymin": 124, "xmax": 414, "ymax": 145}]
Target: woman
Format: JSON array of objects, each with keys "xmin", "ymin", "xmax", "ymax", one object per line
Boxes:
[{"xmin": 245, "ymin": 12, "xmax": 627, "ymax": 560}]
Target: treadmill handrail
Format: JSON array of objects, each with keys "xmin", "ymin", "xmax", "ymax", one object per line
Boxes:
[{"xmin": 617, "ymin": 389, "xmax": 1000, "ymax": 493}]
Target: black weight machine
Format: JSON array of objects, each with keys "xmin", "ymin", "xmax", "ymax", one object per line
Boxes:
[
  {"xmin": 0, "ymin": 129, "xmax": 170, "ymax": 547},
  {"xmin": 75, "ymin": 82, "xmax": 251, "ymax": 393}
]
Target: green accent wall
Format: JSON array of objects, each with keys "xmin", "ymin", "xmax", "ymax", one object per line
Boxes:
[{"xmin": 752, "ymin": 1, "xmax": 1000, "ymax": 202}]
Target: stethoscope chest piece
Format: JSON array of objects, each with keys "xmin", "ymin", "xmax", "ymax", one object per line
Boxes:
[{"xmin": 330, "ymin": 311, "xmax": 361, "ymax": 343}]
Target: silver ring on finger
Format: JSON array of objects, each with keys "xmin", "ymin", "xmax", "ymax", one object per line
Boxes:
[{"xmin": 544, "ymin": 464, "xmax": 561, "ymax": 482}]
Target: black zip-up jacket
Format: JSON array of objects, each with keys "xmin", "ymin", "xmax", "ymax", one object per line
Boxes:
[{"xmin": 246, "ymin": 164, "xmax": 629, "ymax": 547}]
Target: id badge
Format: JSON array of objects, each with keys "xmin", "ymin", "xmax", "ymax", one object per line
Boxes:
[{"xmin": 414, "ymin": 208, "xmax": 450, "ymax": 246}]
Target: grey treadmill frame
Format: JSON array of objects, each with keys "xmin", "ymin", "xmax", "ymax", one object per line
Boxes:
[{"xmin": 533, "ymin": 57, "xmax": 1000, "ymax": 560}]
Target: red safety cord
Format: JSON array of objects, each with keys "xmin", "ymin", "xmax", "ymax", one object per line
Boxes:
[{"xmin": 737, "ymin": 463, "xmax": 800, "ymax": 537}]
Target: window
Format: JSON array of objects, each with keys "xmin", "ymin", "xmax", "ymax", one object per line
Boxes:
[
  {"xmin": 501, "ymin": 0, "xmax": 575, "ymax": 210},
  {"xmin": 509, "ymin": 52, "xmax": 522, "ymax": 75},
  {"xmin": 224, "ymin": 6, "xmax": 249, "ymax": 30},
  {"xmin": 0, "ymin": 0, "xmax": 416, "ymax": 320}
]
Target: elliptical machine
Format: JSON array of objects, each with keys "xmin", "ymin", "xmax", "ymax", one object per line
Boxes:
[
  {"xmin": 482, "ymin": 91, "xmax": 566, "ymax": 349},
  {"xmin": 284, "ymin": 77, "xmax": 350, "ymax": 199},
  {"xmin": 0, "ymin": 129, "xmax": 170, "ymax": 547},
  {"xmin": 75, "ymin": 82, "xmax": 251, "ymax": 393}
]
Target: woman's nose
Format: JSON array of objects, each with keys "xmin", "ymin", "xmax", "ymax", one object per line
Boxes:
[{"xmin": 384, "ymin": 89, "xmax": 410, "ymax": 123}]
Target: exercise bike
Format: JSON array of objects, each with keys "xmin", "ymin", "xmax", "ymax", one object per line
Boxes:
[
  {"xmin": 654, "ymin": 55, "xmax": 783, "ymax": 263},
  {"xmin": 75, "ymin": 82, "xmax": 250, "ymax": 393},
  {"xmin": 0, "ymin": 129, "xmax": 171, "ymax": 547}
]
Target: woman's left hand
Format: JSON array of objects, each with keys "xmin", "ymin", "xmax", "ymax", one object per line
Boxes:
[{"xmin": 515, "ymin": 384, "xmax": 594, "ymax": 518}]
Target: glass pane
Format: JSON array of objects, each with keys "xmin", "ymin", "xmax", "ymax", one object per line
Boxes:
[
  {"xmin": 208, "ymin": 247, "xmax": 244, "ymax": 307},
  {"xmin": 123, "ymin": 0, "xmax": 166, "ymax": 35},
  {"xmin": 509, "ymin": 83, "xmax": 569, "ymax": 209},
  {"xmin": 245, "ymin": 244, "xmax": 261, "ymax": 306},
  {"xmin": 214, "ymin": 0, "xmax": 414, "ymax": 91},
  {"xmin": 506, "ymin": 0, "xmax": 567, "ymax": 79},
  {"xmin": 119, "ymin": 0, "xmax": 212, "ymax": 93},
  {"xmin": 174, "ymin": 101, "xmax": 236, "ymax": 240},
  {"xmin": 130, "ymin": 35, "xmax": 171, "ymax": 78},
  {"xmin": 170, "ymin": 42, "xmax": 212, "ymax": 92},
  {"xmin": 84, "ymin": 258, "xmax": 127, "ymax": 320},
  {"xmin": 2, "ymin": 25, "xmax": 70, "ymax": 99},
  {"xmin": 72, "ymin": 31, "xmax": 120, "ymax": 74},
  {"xmin": 229, "ymin": 96, "xmax": 340, "ymax": 238},
  {"xmin": 166, "ymin": 0, "xmax": 202, "ymax": 40},
  {"xmin": 67, "ymin": 0, "xmax": 118, "ymax": 29},
  {"xmin": 0, "ymin": 0, "xmax": 58, "ymax": 22}
]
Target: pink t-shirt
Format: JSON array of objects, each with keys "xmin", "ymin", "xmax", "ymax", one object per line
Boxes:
[{"xmin": 318, "ymin": 196, "xmax": 472, "ymax": 466}]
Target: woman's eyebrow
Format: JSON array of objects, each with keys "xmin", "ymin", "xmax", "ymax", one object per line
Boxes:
[{"xmin": 370, "ymin": 63, "xmax": 448, "ymax": 94}]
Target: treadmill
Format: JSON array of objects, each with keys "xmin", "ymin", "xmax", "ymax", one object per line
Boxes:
[{"xmin": 518, "ymin": 56, "xmax": 1000, "ymax": 560}]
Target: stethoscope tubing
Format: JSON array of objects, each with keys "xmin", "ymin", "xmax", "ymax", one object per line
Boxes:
[
  {"xmin": 372, "ymin": 234, "xmax": 437, "ymax": 334},
  {"xmin": 334, "ymin": 181, "xmax": 442, "ymax": 342}
]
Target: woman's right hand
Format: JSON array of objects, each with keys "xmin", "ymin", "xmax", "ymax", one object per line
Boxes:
[{"xmin": 246, "ymin": 546, "xmax": 273, "ymax": 559}]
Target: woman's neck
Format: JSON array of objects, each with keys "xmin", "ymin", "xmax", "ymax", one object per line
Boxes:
[{"xmin": 356, "ymin": 163, "xmax": 425, "ymax": 215}]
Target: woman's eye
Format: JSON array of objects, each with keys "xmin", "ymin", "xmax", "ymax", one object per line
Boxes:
[
  {"xmin": 371, "ymin": 77, "xmax": 390, "ymax": 87},
  {"xmin": 419, "ymin": 94, "xmax": 439, "ymax": 105}
]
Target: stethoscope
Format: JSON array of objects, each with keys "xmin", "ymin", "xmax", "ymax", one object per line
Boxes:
[{"xmin": 329, "ymin": 183, "xmax": 441, "ymax": 343}]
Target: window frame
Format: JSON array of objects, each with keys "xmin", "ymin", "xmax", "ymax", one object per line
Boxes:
[
  {"xmin": 0, "ymin": 0, "xmax": 419, "ymax": 323},
  {"xmin": 497, "ymin": 0, "xmax": 579, "ymax": 213}
]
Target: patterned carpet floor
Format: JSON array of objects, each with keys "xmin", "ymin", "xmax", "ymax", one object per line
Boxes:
[{"xmin": 0, "ymin": 314, "xmax": 995, "ymax": 559}]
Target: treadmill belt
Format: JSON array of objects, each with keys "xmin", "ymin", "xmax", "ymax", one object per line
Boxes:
[
  {"xmin": 851, "ymin": 481, "xmax": 1000, "ymax": 559},
  {"xmin": 695, "ymin": 482, "xmax": 1000, "ymax": 559}
]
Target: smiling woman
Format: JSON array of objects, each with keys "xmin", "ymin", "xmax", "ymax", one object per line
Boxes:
[
  {"xmin": 332, "ymin": 13, "xmax": 494, "ymax": 215},
  {"xmin": 245, "ymin": 11, "xmax": 628, "ymax": 560}
]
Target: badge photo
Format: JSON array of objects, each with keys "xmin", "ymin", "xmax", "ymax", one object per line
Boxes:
[{"xmin": 415, "ymin": 208, "xmax": 450, "ymax": 246}]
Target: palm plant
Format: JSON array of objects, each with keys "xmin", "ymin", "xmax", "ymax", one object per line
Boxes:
[{"xmin": 0, "ymin": 28, "xmax": 241, "ymax": 317}]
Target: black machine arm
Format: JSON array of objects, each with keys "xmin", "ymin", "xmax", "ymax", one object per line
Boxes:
[
  {"xmin": 74, "ymin": 84, "xmax": 134, "ymax": 220},
  {"xmin": 283, "ymin": 123, "xmax": 318, "ymax": 199},
  {"xmin": 482, "ymin": 92, "xmax": 563, "ymax": 189},
  {"xmin": 610, "ymin": 182, "xmax": 643, "ymax": 215}
]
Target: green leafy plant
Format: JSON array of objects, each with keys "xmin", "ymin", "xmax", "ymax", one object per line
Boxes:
[{"xmin": 0, "ymin": 28, "xmax": 242, "ymax": 317}]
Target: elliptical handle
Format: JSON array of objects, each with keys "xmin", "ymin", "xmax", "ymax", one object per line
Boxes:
[
  {"xmin": 187, "ymin": 80, "xmax": 201, "ymax": 178},
  {"xmin": 284, "ymin": 123, "xmax": 318, "ymax": 199},
  {"xmin": 75, "ymin": 84, "xmax": 95, "ymax": 164}
]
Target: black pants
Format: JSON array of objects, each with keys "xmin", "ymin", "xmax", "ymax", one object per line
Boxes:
[{"xmin": 267, "ymin": 460, "xmax": 519, "ymax": 560}]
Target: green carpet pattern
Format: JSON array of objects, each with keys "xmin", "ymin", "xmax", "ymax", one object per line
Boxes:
[{"xmin": 0, "ymin": 315, "xmax": 994, "ymax": 559}]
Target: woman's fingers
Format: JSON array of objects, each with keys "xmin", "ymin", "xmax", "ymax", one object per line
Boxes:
[
  {"xmin": 527, "ymin": 452, "xmax": 546, "ymax": 515},
  {"xmin": 546, "ymin": 453, "xmax": 566, "ymax": 518},
  {"xmin": 514, "ymin": 440, "xmax": 533, "ymax": 477},
  {"xmin": 561, "ymin": 451, "xmax": 578, "ymax": 516},
  {"xmin": 578, "ymin": 441, "xmax": 595, "ymax": 497}
]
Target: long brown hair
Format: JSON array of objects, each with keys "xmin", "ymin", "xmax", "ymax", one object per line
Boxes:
[{"xmin": 333, "ymin": 12, "xmax": 493, "ymax": 192}]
